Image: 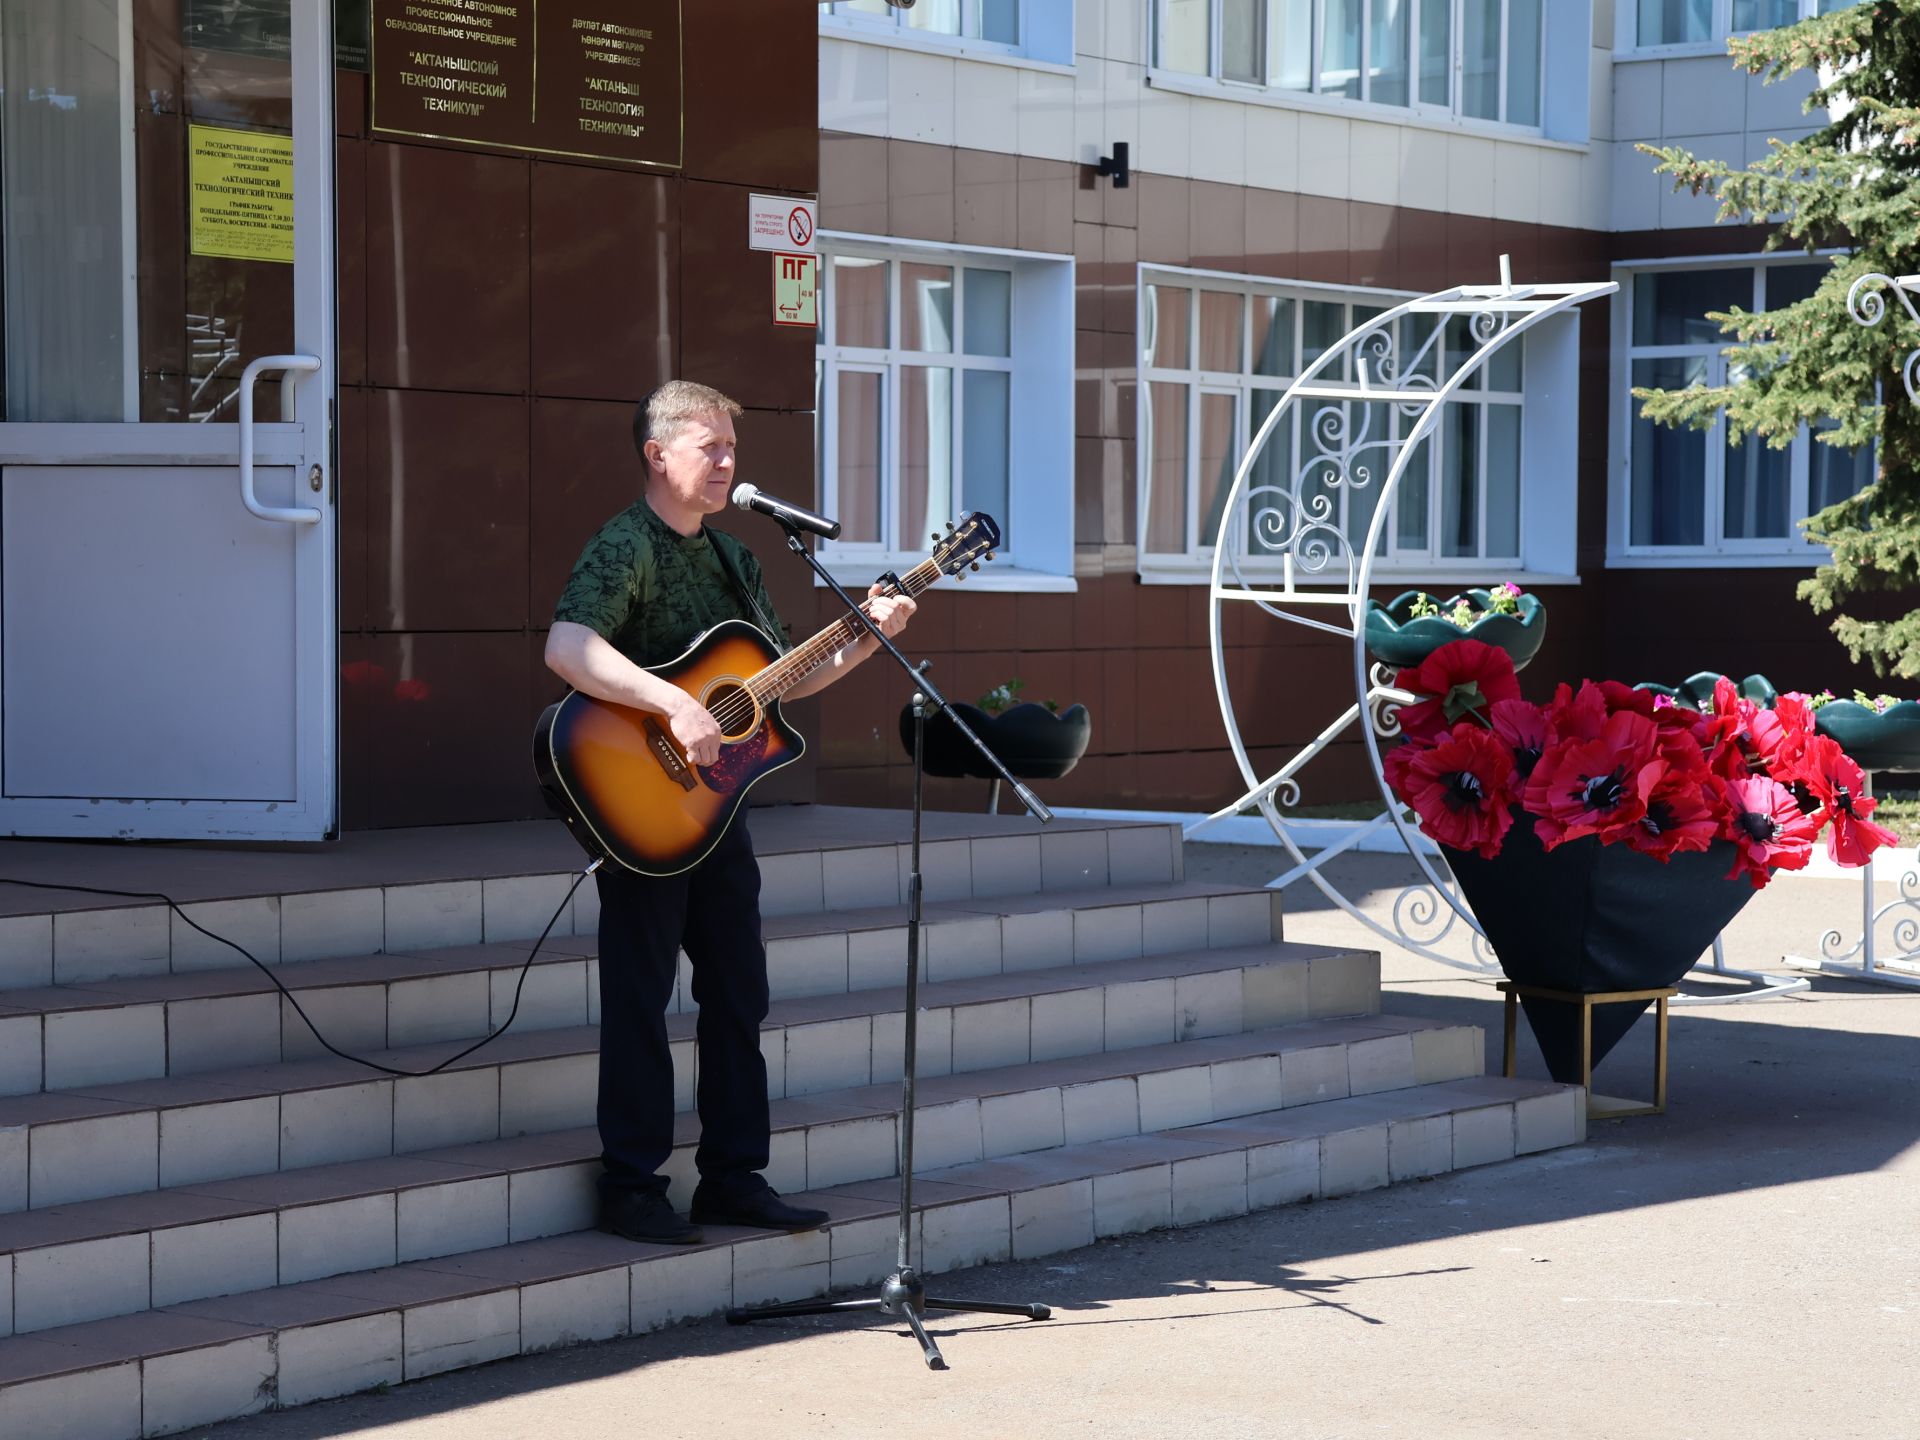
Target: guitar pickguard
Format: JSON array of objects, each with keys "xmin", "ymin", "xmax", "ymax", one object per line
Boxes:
[{"xmin": 698, "ymin": 723, "xmax": 771, "ymax": 795}]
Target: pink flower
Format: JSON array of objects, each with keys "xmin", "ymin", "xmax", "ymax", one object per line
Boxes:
[{"xmin": 1720, "ymin": 776, "xmax": 1821, "ymax": 888}]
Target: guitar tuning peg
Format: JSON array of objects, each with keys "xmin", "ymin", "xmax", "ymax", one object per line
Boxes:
[
  {"xmin": 931, "ymin": 532, "xmax": 940, "ymax": 543},
  {"xmin": 947, "ymin": 521, "xmax": 957, "ymax": 533},
  {"xmin": 985, "ymin": 552, "xmax": 995, "ymax": 562},
  {"xmin": 970, "ymin": 561, "xmax": 981, "ymax": 572}
]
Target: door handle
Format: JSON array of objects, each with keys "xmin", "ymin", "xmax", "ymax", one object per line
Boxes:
[{"xmin": 238, "ymin": 354, "xmax": 323, "ymax": 524}]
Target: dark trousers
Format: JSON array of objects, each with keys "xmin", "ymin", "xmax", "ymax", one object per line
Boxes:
[{"xmin": 593, "ymin": 817, "xmax": 770, "ymax": 1198}]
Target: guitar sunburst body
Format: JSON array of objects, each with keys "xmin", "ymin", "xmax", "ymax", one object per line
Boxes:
[
  {"xmin": 535, "ymin": 621, "xmax": 801, "ymax": 876},
  {"xmin": 536, "ymin": 512, "xmax": 1002, "ymax": 878}
]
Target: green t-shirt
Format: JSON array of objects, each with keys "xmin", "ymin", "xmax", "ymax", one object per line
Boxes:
[{"xmin": 552, "ymin": 499, "xmax": 787, "ymax": 668}]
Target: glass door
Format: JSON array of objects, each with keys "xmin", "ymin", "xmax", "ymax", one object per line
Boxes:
[{"xmin": 0, "ymin": 0, "xmax": 337, "ymax": 838}]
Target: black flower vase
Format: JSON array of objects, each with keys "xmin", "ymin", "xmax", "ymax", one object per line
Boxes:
[
  {"xmin": 1445, "ymin": 809, "xmax": 1758, "ymax": 1084},
  {"xmin": 900, "ymin": 701, "xmax": 1093, "ymax": 784}
]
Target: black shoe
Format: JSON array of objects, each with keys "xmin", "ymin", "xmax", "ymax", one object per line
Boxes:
[
  {"xmin": 599, "ymin": 1188, "xmax": 704, "ymax": 1245},
  {"xmin": 688, "ymin": 1176, "xmax": 828, "ymax": 1232}
]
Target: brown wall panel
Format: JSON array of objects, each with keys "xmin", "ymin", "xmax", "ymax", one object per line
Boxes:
[
  {"xmin": 367, "ymin": 143, "xmax": 531, "ymax": 394},
  {"xmin": 681, "ymin": 0, "xmax": 817, "ymax": 192},
  {"xmin": 820, "ymin": 133, "xmax": 890, "ymax": 235},
  {"xmin": 531, "ymin": 165, "xmax": 679, "ymax": 402},
  {"xmin": 365, "ymin": 632, "xmax": 538, "ymax": 827},
  {"xmin": 955, "ymin": 149, "xmax": 1018, "ymax": 249},
  {"xmin": 891, "ymin": 140, "xmax": 957, "ymax": 244},
  {"xmin": 1189, "ymin": 180, "xmax": 1246, "ymax": 273},
  {"xmin": 366, "ymin": 388, "xmax": 531, "ymax": 631},
  {"xmin": 1017, "ymin": 156, "xmax": 1075, "ymax": 255}
]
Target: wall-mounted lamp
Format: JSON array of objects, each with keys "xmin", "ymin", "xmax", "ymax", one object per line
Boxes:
[{"xmin": 1095, "ymin": 141, "xmax": 1129, "ymax": 188}]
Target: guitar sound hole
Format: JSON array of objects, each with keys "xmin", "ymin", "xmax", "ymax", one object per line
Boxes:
[{"xmin": 704, "ymin": 681, "xmax": 760, "ymax": 743}]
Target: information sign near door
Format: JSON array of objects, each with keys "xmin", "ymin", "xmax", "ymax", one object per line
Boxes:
[{"xmin": 772, "ymin": 253, "xmax": 817, "ymax": 328}]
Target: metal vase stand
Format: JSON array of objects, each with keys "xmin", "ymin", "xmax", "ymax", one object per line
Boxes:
[
  {"xmin": 723, "ymin": 522, "xmax": 1054, "ymax": 1368},
  {"xmin": 1183, "ymin": 259, "xmax": 1804, "ymax": 1004}
]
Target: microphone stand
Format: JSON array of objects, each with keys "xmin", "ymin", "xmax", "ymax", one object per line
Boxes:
[{"xmin": 726, "ymin": 520, "xmax": 1054, "ymax": 1369}]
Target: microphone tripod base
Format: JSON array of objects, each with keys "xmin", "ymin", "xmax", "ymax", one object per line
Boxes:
[{"xmin": 725, "ymin": 1267, "xmax": 1051, "ymax": 1371}]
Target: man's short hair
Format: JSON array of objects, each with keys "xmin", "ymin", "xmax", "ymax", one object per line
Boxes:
[{"xmin": 634, "ymin": 381, "xmax": 744, "ymax": 459}]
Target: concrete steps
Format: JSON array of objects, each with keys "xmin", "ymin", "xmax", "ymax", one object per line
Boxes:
[
  {"xmin": 0, "ymin": 811, "xmax": 1588, "ymax": 1438},
  {"xmin": 0, "ymin": 816, "xmax": 1181, "ymax": 991},
  {"xmin": 0, "ymin": 1002, "xmax": 1476, "ymax": 1334},
  {"xmin": 0, "ymin": 877, "xmax": 1279, "ymax": 1097},
  {"xmin": 0, "ymin": 1077, "xmax": 1584, "ymax": 1438}
]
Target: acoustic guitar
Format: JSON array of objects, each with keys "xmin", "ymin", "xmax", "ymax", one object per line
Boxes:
[{"xmin": 534, "ymin": 512, "xmax": 1001, "ymax": 876}]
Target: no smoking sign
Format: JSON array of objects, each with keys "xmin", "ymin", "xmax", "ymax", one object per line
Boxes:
[{"xmin": 748, "ymin": 193, "xmax": 818, "ymax": 254}]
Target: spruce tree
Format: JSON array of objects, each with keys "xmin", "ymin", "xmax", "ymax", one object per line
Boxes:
[{"xmin": 1635, "ymin": 1, "xmax": 1920, "ymax": 677}]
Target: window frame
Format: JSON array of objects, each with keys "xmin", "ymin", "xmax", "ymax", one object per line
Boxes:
[
  {"xmin": 816, "ymin": 0, "xmax": 1051, "ymax": 67},
  {"xmin": 1627, "ymin": 0, "xmax": 1859, "ymax": 56},
  {"xmin": 1136, "ymin": 265, "xmax": 1535, "ymax": 585},
  {"xmin": 813, "ymin": 234, "xmax": 1076, "ymax": 592},
  {"xmin": 1608, "ymin": 253, "xmax": 1873, "ymax": 567},
  {"xmin": 1149, "ymin": 0, "xmax": 1548, "ymax": 135}
]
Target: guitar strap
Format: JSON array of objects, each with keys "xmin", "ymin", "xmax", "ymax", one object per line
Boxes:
[{"xmin": 707, "ymin": 528, "xmax": 790, "ymax": 656}]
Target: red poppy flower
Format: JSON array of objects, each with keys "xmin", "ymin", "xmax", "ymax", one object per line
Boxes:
[
  {"xmin": 1394, "ymin": 640, "xmax": 1521, "ymax": 743},
  {"xmin": 1490, "ymin": 698, "xmax": 1549, "ymax": 778},
  {"xmin": 1624, "ymin": 765, "xmax": 1722, "ymax": 861},
  {"xmin": 1720, "ymin": 776, "xmax": 1821, "ymax": 888},
  {"xmin": 393, "ymin": 679, "xmax": 432, "ymax": 703},
  {"xmin": 1524, "ymin": 709, "xmax": 1662, "ymax": 850},
  {"xmin": 1388, "ymin": 722, "xmax": 1516, "ymax": 859},
  {"xmin": 1595, "ymin": 681, "xmax": 1657, "ymax": 719},
  {"xmin": 1801, "ymin": 735, "xmax": 1900, "ymax": 865},
  {"xmin": 1542, "ymin": 680, "xmax": 1608, "ymax": 745},
  {"xmin": 1748, "ymin": 692, "xmax": 1811, "ymax": 779},
  {"xmin": 1696, "ymin": 676, "xmax": 1747, "ymax": 754}
]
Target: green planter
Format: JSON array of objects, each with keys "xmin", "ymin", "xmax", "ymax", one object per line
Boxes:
[
  {"xmin": 1812, "ymin": 700, "xmax": 1920, "ymax": 774},
  {"xmin": 1364, "ymin": 589, "xmax": 1548, "ymax": 672},
  {"xmin": 1633, "ymin": 672, "xmax": 1778, "ymax": 711}
]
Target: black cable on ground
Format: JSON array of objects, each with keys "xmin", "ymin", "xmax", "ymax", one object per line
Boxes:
[{"xmin": 0, "ymin": 861, "xmax": 600, "ymax": 1078}]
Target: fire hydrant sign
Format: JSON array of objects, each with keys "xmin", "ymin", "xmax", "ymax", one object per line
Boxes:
[
  {"xmin": 772, "ymin": 253, "xmax": 817, "ymax": 328},
  {"xmin": 188, "ymin": 124, "xmax": 294, "ymax": 263},
  {"xmin": 749, "ymin": 194, "xmax": 816, "ymax": 253}
]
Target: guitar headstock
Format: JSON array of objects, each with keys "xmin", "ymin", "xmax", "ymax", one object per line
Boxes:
[{"xmin": 930, "ymin": 512, "xmax": 1002, "ymax": 582}]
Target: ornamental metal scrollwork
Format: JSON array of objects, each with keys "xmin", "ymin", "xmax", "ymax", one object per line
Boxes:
[{"xmin": 1198, "ymin": 269, "xmax": 1620, "ymax": 976}]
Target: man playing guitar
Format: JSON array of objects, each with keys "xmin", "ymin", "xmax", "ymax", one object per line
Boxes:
[{"xmin": 545, "ymin": 380, "xmax": 915, "ymax": 1244}]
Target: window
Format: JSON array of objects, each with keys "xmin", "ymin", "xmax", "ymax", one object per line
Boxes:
[
  {"xmin": 1153, "ymin": 0, "xmax": 1544, "ymax": 128},
  {"xmin": 1616, "ymin": 261, "xmax": 1874, "ymax": 561},
  {"xmin": 814, "ymin": 241, "xmax": 1074, "ymax": 587},
  {"xmin": 1138, "ymin": 270, "xmax": 1531, "ymax": 577},
  {"xmin": 819, "ymin": 0, "xmax": 1020, "ymax": 46},
  {"xmin": 1637, "ymin": 0, "xmax": 1860, "ymax": 48}
]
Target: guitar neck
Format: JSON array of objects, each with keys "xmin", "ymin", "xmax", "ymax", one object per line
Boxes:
[{"xmin": 747, "ymin": 556, "xmax": 944, "ymax": 704}]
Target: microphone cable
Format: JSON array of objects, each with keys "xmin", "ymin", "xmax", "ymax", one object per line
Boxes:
[{"xmin": 0, "ymin": 858, "xmax": 602, "ymax": 1079}]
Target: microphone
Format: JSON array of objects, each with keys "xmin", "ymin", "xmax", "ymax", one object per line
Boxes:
[{"xmin": 731, "ymin": 483, "xmax": 842, "ymax": 540}]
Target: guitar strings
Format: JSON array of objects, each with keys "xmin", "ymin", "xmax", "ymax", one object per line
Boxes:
[{"xmin": 700, "ymin": 554, "xmax": 947, "ymax": 735}]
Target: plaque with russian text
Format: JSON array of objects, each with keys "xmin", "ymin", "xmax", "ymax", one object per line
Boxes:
[{"xmin": 369, "ymin": 0, "xmax": 682, "ymax": 169}]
